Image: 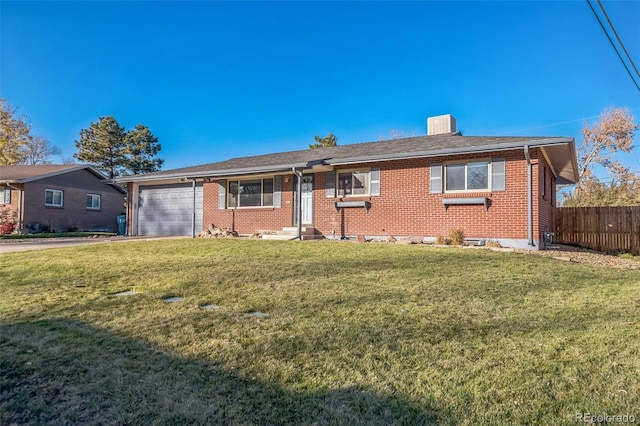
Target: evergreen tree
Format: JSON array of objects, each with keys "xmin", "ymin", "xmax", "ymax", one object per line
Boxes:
[
  {"xmin": 74, "ymin": 116, "xmax": 127, "ymax": 178},
  {"xmin": 309, "ymin": 133, "xmax": 338, "ymax": 149},
  {"xmin": 124, "ymin": 124, "xmax": 163, "ymax": 174}
]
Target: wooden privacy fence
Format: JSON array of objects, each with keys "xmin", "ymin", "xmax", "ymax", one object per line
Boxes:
[{"xmin": 554, "ymin": 206, "xmax": 640, "ymax": 254}]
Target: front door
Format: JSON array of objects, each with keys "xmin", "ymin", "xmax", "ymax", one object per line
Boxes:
[{"xmin": 300, "ymin": 175, "xmax": 313, "ymax": 224}]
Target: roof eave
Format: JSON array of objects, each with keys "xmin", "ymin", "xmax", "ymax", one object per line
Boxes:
[
  {"xmin": 115, "ymin": 162, "xmax": 309, "ymax": 183},
  {"xmin": 327, "ymin": 138, "xmax": 575, "ymax": 166},
  {"xmin": 16, "ymin": 165, "xmax": 108, "ymax": 183}
]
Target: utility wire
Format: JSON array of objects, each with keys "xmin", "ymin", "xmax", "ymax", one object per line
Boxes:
[
  {"xmin": 586, "ymin": 0, "xmax": 640, "ymax": 92},
  {"xmin": 498, "ymin": 107, "xmax": 640, "ymax": 135},
  {"xmin": 597, "ymin": 0, "xmax": 640, "ymax": 81}
]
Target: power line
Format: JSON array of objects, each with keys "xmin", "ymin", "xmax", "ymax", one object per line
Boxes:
[
  {"xmin": 597, "ymin": 0, "xmax": 640, "ymax": 81},
  {"xmin": 498, "ymin": 107, "xmax": 640, "ymax": 135},
  {"xmin": 586, "ymin": 0, "xmax": 640, "ymax": 92}
]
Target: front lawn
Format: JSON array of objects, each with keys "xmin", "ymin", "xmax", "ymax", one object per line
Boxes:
[{"xmin": 1, "ymin": 240, "xmax": 639, "ymax": 424}]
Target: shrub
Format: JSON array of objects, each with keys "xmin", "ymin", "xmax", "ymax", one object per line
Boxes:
[
  {"xmin": 484, "ymin": 241, "xmax": 502, "ymax": 248},
  {"xmin": 0, "ymin": 222, "xmax": 16, "ymax": 235},
  {"xmin": 435, "ymin": 235, "xmax": 450, "ymax": 245},
  {"xmin": 449, "ymin": 228, "xmax": 465, "ymax": 245}
]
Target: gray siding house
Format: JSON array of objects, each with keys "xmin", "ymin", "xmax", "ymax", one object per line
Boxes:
[{"xmin": 0, "ymin": 165, "xmax": 126, "ymax": 232}]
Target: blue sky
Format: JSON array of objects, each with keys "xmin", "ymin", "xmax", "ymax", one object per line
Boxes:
[{"xmin": 1, "ymin": 1, "xmax": 639, "ymax": 174}]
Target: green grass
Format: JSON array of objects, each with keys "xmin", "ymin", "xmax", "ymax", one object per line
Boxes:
[
  {"xmin": 0, "ymin": 232, "xmax": 117, "ymax": 240},
  {"xmin": 1, "ymin": 240, "xmax": 639, "ymax": 425}
]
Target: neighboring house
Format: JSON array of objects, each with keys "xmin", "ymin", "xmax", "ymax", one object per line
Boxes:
[
  {"xmin": 0, "ymin": 164, "xmax": 126, "ymax": 233},
  {"xmin": 116, "ymin": 115, "xmax": 579, "ymax": 249}
]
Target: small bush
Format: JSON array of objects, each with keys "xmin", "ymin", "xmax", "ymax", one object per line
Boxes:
[
  {"xmin": 484, "ymin": 241, "xmax": 502, "ymax": 248},
  {"xmin": 0, "ymin": 222, "xmax": 16, "ymax": 235},
  {"xmin": 449, "ymin": 228, "xmax": 465, "ymax": 245},
  {"xmin": 435, "ymin": 235, "xmax": 450, "ymax": 245}
]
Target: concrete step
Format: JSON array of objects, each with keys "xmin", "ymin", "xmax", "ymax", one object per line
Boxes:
[
  {"xmin": 261, "ymin": 234, "xmax": 298, "ymax": 241},
  {"xmin": 280, "ymin": 226, "xmax": 314, "ymax": 235},
  {"xmin": 261, "ymin": 226, "xmax": 321, "ymax": 240}
]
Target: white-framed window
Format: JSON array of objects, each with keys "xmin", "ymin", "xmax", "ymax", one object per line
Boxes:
[
  {"xmin": 337, "ymin": 169, "xmax": 370, "ymax": 197},
  {"xmin": 2, "ymin": 186, "xmax": 10, "ymax": 204},
  {"xmin": 45, "ymin": 189, "xmax": 63, "ymax": 207},
  {"xmin": 227, "ymin": 178, "xmax": 274, "ymax": 208},
  {"xmin": 445, "ymin": 160, "xmax": 490, "ymax": 192},
  {"xmin": 86, "ymin": 194, "xmax": 101, "ymax": 210}
]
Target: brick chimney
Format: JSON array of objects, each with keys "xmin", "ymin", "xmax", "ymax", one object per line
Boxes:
[{"xmin": 427, "ymin": 114, "xmax": 457, "ymax": 135}]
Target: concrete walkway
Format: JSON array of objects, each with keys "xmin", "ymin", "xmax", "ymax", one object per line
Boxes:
[{"xmin": 0, "ymin": 236, "xmax": 187, "ymax": 253}]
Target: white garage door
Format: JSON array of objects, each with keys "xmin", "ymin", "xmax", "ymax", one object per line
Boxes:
[{"xmin": 138, "ymin": 183, "xmax": 203, "ymax": 236}]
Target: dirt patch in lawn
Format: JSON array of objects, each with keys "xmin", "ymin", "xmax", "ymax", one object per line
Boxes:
[{"xmin": 518, "ymin": 244, "xmax": 640, "ymax": 269}]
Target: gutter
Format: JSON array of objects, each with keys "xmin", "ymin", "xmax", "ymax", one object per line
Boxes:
[
  {"xmin": 5, "ymin": 182, "xmax": 23, "ymax": 231},
  {"xmin": 524, "ymin": 146, "xmax": 534, "ymax": 247},
  {"xmin": 293, "ymin": 167, "xmax": 303, "ymax": 240},
  {"xmin": 115, "ymin": 163, "xmax": 309, "ymax": 184}
]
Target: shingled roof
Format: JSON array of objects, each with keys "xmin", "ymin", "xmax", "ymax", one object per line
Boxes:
[
  {"xmin": 116, "ymin": 133, "xmax": 578, "ymax": 184},
  {"xmin": 0, "ymin": 164, "xmax": 126, "ymax": 192},
  {"xmin": 0, "ymin": 164, "xmax": 84, "ymax": 182}
]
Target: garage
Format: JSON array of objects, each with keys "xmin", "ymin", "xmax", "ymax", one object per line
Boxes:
[{"xmin": 137, "ymin": 183, "xmax": 203, "ymax": 236}]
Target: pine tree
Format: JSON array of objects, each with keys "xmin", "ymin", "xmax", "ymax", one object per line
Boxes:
[
  {"xmin": 309, "ymin": 133, "xmax": 338, "ymax": 149},
  {"xmin": 124, "ymin": 124, "xmax": 163, "ymax": 175},
  {"xmin": 74, "ymin": 116, "xmax": 127, "ymax": 178}
]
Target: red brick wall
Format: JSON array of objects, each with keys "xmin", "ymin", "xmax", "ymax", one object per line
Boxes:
[
  {"xmin": 0, "ymin": 184, "xmax": 22, "ymax": 226},
  {"xmin": 203, "ymin": 176, "xmax": 296, "ymax": 234},
  {"xmin": 315, "ymin": 150, "xmax": 531, "ymax": 240},
  {"xmin": 202, "ymin": 148, "xmax": 552, "ymax": 245},
  {"xmin": 537, "ymin": 154, "xmax": 556, "ymax": 246}
]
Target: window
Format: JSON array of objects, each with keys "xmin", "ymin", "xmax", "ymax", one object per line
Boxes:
[
  {"xmin": 227, "ymin": 178, "xmax": 274, "ymax": 208},
  {"xmin": 45, "ymin": 189, "xmax": 63, "ymax": 207},
  {"xmin": 337, "ymin": 170, "xmax": 370, "ymax": 197},
  {"xmin": 445, "ymin": 161, "xmax": 489, "ymax": 192},
  {"xmin": 2, "ymin": 187, "xmax": 10, "ymax": 204},
  {"xmin": 86, "ymin": 194, "xmax": 101, "ymax": 210}
]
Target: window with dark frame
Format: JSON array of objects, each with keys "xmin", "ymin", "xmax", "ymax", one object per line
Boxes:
[
  {"xmin": 444, "ymin": 161, "xmax": 489, "ymax": 192},
  {"xmin": 337, "ymin": 170, "xmax": 370, "ymax": 197},
  {"xmin": 227, "ymin": 178, "xmax": 274, "ymax": 208}
]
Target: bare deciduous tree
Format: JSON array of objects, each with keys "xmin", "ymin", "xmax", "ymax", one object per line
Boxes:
[
  {"xmin": 20, "ymin": 136, "xmax": 62, "ymax": 165},
  {"xmin": 564, "ymin": 106, "xmax": 639, "ymax": 206},
  {"xmin": 378, "ymin": 129, "xmax": 417, "ymax": 141}
]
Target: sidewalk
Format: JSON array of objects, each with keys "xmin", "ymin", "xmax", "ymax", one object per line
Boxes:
[{"xmin": 0, "ymin": 236, "xmax": 187, "ymax": 253}]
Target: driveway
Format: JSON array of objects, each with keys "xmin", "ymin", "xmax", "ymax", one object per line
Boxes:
[{"xmin": 0, "ymin": 236, "xmax": 187, "ymax": 253}]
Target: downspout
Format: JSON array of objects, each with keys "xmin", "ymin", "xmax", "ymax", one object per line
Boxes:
[
  {"xmin": 6, "ymin": 183, "xmax": 23, "ymax": 231},
  {"xmin": 191, "ymin": 178, "xmax": 197, "ymax": 238},
  {"xmin": 524, "ymin": 146, "xmax": 534, "ymax": 247},
  {"xmin": 292, "ymin": 167, "xmax": 303, "ymax": 240}
]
